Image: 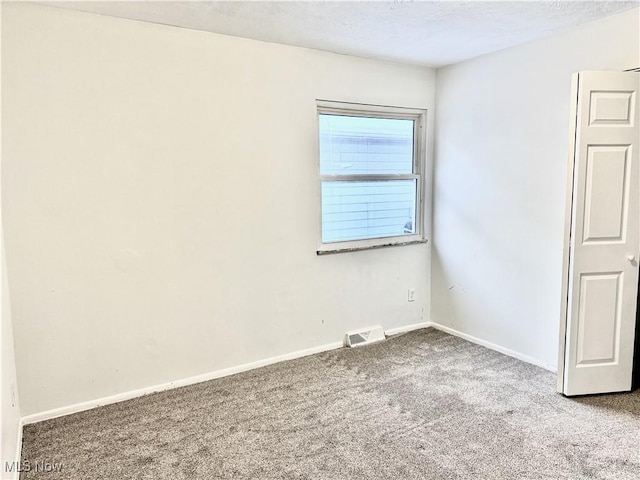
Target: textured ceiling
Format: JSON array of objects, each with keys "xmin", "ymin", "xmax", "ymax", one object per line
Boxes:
[{"xmin": 42, "ymin": 1, "xmax": 639, "ymax": 67}]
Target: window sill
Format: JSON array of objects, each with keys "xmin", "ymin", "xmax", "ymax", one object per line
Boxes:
[{"xmin": 316, "ymin": 237, "xmax": 428, "ymax": 255}]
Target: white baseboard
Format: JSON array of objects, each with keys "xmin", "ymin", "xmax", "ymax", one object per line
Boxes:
[
  {"xmin": 21, "ymin": 340, "xmax": 344, "ymax": 426},
  {"xmin": 385, "ymin": 321, "xmax": 430, "ymax": 336},
  {"xmin": 2, "ymin": 419, "xmax": 23, "ymax": 480},
  {"xmin": 22, "ymin": 322, "xmax": 432, "ymax": 426},
  {"xmin": 8, "ymin": 420, "xmax": 23, "ymax": 480},
  {"xmin": 20, "ymin": 321, "xmax": 556, "ymax": 426},
  {"xmin": 429, "ymin": 322, "xmax": 557, "ymax": 373}
]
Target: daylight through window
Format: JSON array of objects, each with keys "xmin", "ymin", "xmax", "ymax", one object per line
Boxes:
[{"xmin": 317, "ymin": 101, "xmax": 426, "ymax": 253}]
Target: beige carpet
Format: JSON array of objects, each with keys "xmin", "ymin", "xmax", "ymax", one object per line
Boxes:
[{"xmin": 19, "ymin": 328, "xmax": 640, "ymax": 479}]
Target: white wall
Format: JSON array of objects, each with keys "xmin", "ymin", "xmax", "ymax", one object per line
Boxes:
[
  {"xmin": 1, "ymin": 232, "xmax": 21, "ymax": 480},
  {"xmin": 2, "ymin": 3, "xmax": 434, "ymax": 416},
  {"xmin": 433, "ymin": 8, "xmax": 640, "ymax": 370}
]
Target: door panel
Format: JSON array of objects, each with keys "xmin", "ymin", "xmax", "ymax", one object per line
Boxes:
[
  {"xmin": 576, "ymin": 272, "xmax": 621, "ymax": 366},
  {"xmin": 588, "ymin": 91, "xmax": 635, "ymax": 125},
  {"xmin": 562, "ymin": 71, "xmax": 640, "ymax": 396},
  {"xmin": 582, "ymin": 145, "xmax": 630, "ymax": 243}
]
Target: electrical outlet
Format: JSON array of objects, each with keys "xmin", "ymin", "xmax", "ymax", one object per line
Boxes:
[{"xmin": 408, "ymin": 288, "xmax": 415, "ymax": 302}]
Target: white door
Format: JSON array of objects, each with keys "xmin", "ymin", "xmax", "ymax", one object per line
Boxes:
[{"xmin": 560, "ymin": 71, "xmax": 640, "ymax": 396}]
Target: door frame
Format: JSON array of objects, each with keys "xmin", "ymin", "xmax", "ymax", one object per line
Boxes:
[{"xmin": 557, "ymin": 73, "xmax": 580, "ymax": 393}]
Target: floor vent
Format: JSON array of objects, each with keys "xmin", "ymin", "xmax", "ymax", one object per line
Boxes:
[{"xmin": 345, "ymin": 326, "xmax": 386, "ymax": 348}]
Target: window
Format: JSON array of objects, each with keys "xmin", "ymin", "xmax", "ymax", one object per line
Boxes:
[{"xmin": 317, "ymin": 100, "xmax": 427, "ymax": 254}]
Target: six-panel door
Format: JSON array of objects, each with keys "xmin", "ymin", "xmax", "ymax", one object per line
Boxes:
[{"xmin": 563, "ymin": 71, "xmax": 639, "ymax": 396}]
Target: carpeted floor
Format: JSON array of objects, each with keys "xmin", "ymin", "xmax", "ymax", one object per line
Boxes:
[{"xmin": 20, "ymin": 328, "xmax": 640, "ymax": 479}]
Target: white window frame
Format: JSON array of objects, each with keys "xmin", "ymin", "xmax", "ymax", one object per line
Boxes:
[{"xmin": 316, "ymin": 100, "xmax": 428, "ymax": 254}]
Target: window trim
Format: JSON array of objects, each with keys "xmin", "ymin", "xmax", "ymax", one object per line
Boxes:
[{"xmin": 316, "ymin": 100, "xmax": 428, "ymax": 254}]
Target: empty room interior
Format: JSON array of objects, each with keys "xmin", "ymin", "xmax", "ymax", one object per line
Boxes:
[{"xmin": 2, "ymin": 1, "xmax": 640, "ymax": 479}]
